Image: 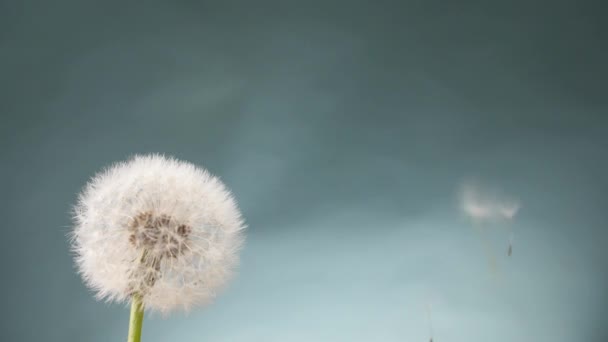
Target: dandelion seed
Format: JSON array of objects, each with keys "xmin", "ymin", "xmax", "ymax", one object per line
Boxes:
[{"xmin": 458, "ymin": 181, "xmax": 520, "ymax": 270}]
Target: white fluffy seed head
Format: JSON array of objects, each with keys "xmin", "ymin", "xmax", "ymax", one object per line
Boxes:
[{"xmin": 70, "ymin": 154, "xmax": 246, "ymax": 314}]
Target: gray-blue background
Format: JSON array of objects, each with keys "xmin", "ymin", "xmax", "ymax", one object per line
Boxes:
[{"xmin": 1, "ymin": 1, "xmax": 606, "ymax": 341}]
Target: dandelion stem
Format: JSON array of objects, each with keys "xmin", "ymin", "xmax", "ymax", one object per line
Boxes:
[{"xmin": 128, "ymin": 294, "xmax": 144, "ymax": 342}]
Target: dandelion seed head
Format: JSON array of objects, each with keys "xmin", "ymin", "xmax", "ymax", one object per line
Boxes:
[{"xmin": 70, "ymin": 154, "xmax": 246, "ymax": 314}]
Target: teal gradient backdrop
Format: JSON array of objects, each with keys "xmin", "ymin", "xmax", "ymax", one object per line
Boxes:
[{"xmin": 1, "ymin": 1, "xmax": 606, "ymax": 341}]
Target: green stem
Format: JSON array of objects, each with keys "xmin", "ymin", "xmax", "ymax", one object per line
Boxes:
[{"xmin": 128, "ymin": 294, "xmax": 144, "ymax": 342}]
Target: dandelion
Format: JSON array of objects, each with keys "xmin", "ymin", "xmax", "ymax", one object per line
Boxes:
[{"xmin": 70, "ymin": 154, "xmax": 246, "ymax": 341}]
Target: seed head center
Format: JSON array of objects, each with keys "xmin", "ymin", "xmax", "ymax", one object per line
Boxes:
[{"xmin": 128, "ymin": 211, "xmax": 192, "ymax": 258}]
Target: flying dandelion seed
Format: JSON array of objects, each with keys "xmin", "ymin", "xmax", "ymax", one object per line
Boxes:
[
  {"xmin": 70, "ymin": 154, "xmax": 246, "ymax": 341},
  {"xmin": 459, "ymin": 181, "xmax": 520, "ymax": 267}
]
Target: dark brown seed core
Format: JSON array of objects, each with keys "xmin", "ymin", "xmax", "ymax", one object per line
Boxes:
[
  {"xmin": 126, "ymin": 211, "xmax": 192, "ymax": 295},
  {"xmin": 128, "ymin": 211, "xmax": 191, "ymax": 258}
]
